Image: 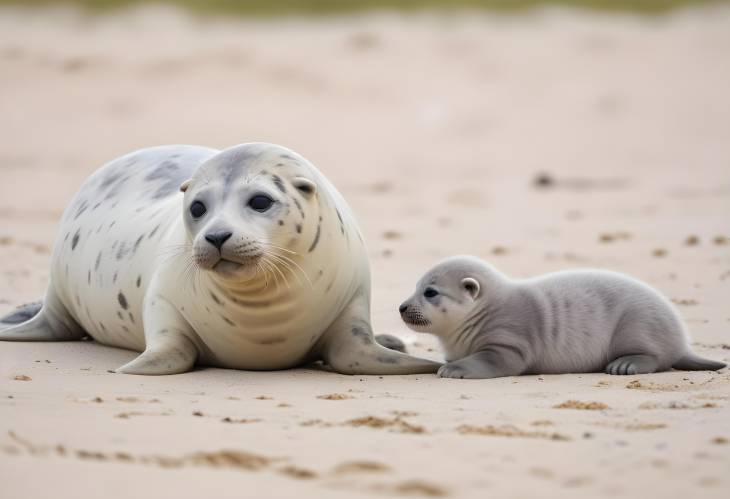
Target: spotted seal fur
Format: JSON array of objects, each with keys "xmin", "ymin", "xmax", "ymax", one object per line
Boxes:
[{"xmin": 0, "ymin": 143, "xmax": 440, "ymax": 376}]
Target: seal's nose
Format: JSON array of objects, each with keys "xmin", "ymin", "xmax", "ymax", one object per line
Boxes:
[
  {"xmin": 399, "ymin": 303, "xmax": 408, "ymax": 314},
  {"xmin": 205, "ymin": 230, "xmax": 232, "ymax": 251}
]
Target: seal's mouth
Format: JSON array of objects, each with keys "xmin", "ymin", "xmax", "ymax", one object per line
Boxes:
[
  {"xmin": 213, "ymin": 258, "xmax": 245, "ymax": 274},
  {"xmin": 400, "ymin": 312, "xmax": 431, "ymax": 330}
]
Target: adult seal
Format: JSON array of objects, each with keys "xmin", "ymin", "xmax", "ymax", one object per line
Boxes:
[{"xmin": 0, "ymin": 143, "xmax": 440, "ymax": 376}]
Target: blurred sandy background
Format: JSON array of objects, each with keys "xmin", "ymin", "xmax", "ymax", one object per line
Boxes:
[{"xmin": 1, "ymin": 1, "xmax": 729, "ymax": 498}]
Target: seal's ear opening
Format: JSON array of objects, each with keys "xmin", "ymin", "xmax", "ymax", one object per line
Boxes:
[
  {"xmin": 179, "ymin": 179, "xmax": 192, "ymax": 193},
  {"xmin": 292, "ymin": 177, "xmax": 316, "ymax": 197},
  {"xmin": 461, "ymin": 277, "xmax": 480, "ymax": 299}
]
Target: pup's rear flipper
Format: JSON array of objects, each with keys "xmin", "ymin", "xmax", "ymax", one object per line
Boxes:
[
  {"xmin": 673, "ymin": 353, "xmax": 726, "ymax": 371},
  {"xmin": 0, "ymin": 291, "xmax": 84, "ymax": 341}
]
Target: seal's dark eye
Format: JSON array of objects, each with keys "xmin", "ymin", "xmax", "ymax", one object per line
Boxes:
[
  {"xmin": 248, "ymin": 195, "xmax": 274, "ymax": 212},
  {"xmin": 424, "ymin": 288, "xmax": 439, "ymax": 298},
  {"xmin": 189, "ymin": 200, "xmax": 206, "ymax": 218}
]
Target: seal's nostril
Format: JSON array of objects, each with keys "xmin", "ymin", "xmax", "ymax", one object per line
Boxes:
[
  {"xmin": 205, "ymin": 230, "xmax": 233, "ymax": 250},
  {"xmin": 399, "ymin": 304, "xmax": 408, "ymax": 314}
]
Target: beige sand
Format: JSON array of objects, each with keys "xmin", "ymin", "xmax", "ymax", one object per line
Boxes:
[{"xmin": 1, "ymin": 5, "xmax": 729, "ymax": 498}]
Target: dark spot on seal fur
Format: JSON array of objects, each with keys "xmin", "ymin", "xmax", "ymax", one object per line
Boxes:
[
  {"xmin": 116, "ymin": 311, "xmax": 124, "ymax": 320},
  {"xmin": 278, "ymin": 220, "xmax": 284, "ymax": 226},
  {"xmin": 280, "ymin": 154, "xmax": 296, "ymax": 161},
  {"xmin": 295, "ymin": 223, "xmax": 302, "ymax": 234},
  {"xmin": 136, "ymin": 275, "xmax": 142, "ymax": 288},
  {"xmin": 308, "ymin": 224, "xmax": 321, "ymax": 252},
  {"xmin": 145, "ymin": 160, "xmax": 186, "ymax": 199},
  {"xmin": 87, "ymin": 270, "xmax": 91, "ymax": 285},
  {"xmin": 113, "ymin": 272, "xmax": 118, "ymax": 284},
  {"xmin": 95, "ymin": 251, "xmax": 102, "ymax": 271},
  {"xmin": 210, "ymin": 292, "xmax": 223, "ymax": 306},
  {"xmin": 293, "ymin": 198, "xmax": 305, "ymax": 218},
  {"xmin": 121, "ymin": 325, "xmax": 130, "ymax": 333},
  {"xmin": 336, "ymin": 208, "xmax": 345, "ymax": 234},
  {"xmin": 222, "ymin": 316, "xmax": 235, "ymax": 326},
  {"xmin": 272, "ymin": 175, "xmax": 286, "ymax": 193},
  {"xmin": 71, "ymin": 229, "xmax": 81, "ymax": 250},
  {"xmin": 351, "ymin": 326, "xmax": 371, "ymax": 345},
  {"xmin": 148, "ymin": 225, "xmax": 160, "ymax": 239},
  {"xmin": 133, "ymin": 235, "xmax": 144, "ymax": 254},
  {"xmin": 73, "ymin": 200, "xmax": 89, "ymax": 220},
  {"xmin": 128, "ymin": 312, "xmax": 135, "ymax": 324},
  {"xmin": 116, "ymin": 242, "xmax": 127, "ymax": 260},
  {"xmin": 117, "ymin": 292, "xmax": 128, "ymax": 310},
  {"xmin": 99, "ymin": 322, "xmax": 107, "ymax": 333}
]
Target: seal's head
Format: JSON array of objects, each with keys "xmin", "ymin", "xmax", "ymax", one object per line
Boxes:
[
  {"xmin": 180, "ymin": 143, "xmax": 320, "ymax": 280},
  {"xmin": 399, "ymin": 256, "xmax": 507, "ymax": 337}
]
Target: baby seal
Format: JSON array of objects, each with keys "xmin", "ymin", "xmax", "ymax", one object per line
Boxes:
[
  {"xmin": 399, "ymin": 255, "xmax": 726, "ymax": 379},
  {"xmin": 0, "ymin": 142, "xmax": 440, "ymax": 376}
]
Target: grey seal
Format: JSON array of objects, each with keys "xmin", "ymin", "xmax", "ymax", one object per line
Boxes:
[
  {"xmin": 0, "ymin": 142, "xmax": 440, "ymax": 376},
  {"xmin": 399, "ymin": 255, "xmax": 726, "ymax": 379}
]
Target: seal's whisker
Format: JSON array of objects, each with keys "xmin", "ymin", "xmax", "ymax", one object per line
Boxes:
[
  {"xmin": 264, "ymin": 252, "xmax": 299, "ymax": 285},
  {"xmin": 267, "ymin": 251, "xmax": 312, "ymax": 289},
  {"xmin": 263, "ymin": 255, "xmax": 290, "ymax": 291}
]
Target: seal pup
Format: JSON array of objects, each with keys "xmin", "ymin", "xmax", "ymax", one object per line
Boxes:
[
  {"xmin": 399, "ymin": 255, "xmax": 725, "ymax": 379},
  {"xmin": 0, "ymin": 142, "xmax": 440, "ymax": 376}
]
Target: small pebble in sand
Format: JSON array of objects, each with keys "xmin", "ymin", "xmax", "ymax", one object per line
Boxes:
[
  {"xmin": 714, "ymin": 235, "xmax": 728, "ymax": 245},
  {"xmin": 711, "ymin": 437, "xmax": 728, "ymax": 445},
  {"xmin": 254, "ymin": 395, "xmax": 273, "ymax": 400},
  {"xmin": 192, "ymin": 411, "xmax": 204, "ymax": 417},
  {"xmin": 533, "ymin": 172, "xmax": 555, "ymax": 188},
  {"xmin": 554, "ymin": 400, "xmax": 609, "ymax": 410},
  {"xmin": 392, "ymin": 480, "xmax": 448, "ymax": 497},
  {"xmin": 382, "ymin": 230, "xmax": 402, "ymax": 240},
  {"xmin": 277, "ymin": 403, "xmax": 291, "ymax": 408},
  {"xmin": 652, "ymin": 248, "xmax": 668, "ymax": 258},
  {"xmin": 0, "ymin": 236, "xmax": 15, "ymax": 245},
  {"xmin": 278, "ymin": 465, "xmax": 318, "ymax": 480},
  {"xmin": 221, "ymin": 417, "xmax": 260, "ymax": 424},
  {"xmin": 317, "ymin": 393, "xmax": 352, "ymax": 400},
  {"xmin": 685, "ymin": 235, "xmax": 700, "ymax": 246},
  {"xmin": 491, "ymin": 246, "xmax": 508, "ymax": 256},
  {"xmin": 13, "ymin": 375, "xmax": 31, "ymax": 381},
  {"xmin": 334, "ymin": 460, "xmax": 391, "ymax": 474},
  {"xmin": 671, "ymin": 298, "xmax": 699, "ymax": 306}
]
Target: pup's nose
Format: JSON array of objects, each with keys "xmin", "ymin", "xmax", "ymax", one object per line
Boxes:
[
  {"xmin": 205, "ymin": 230, "xmax": 232, "ymax": 250},
  {"xmin": 399, "ymin": 303, "xmax": 408, "ymax": 314}
]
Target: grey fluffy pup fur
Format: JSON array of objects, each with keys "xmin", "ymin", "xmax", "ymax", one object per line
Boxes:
[{"xmin": 400, "ymin": 255, "xmax": 726, "ymax": 379}]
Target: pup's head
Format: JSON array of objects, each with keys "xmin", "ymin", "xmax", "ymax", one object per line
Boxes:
[
  {"xmin": 399, "ymin": 256, "xmax": 504, "ymax": 336},
  {"xmin": 181, "ymin": 143, "xmax": 319, "ymax": 281}
]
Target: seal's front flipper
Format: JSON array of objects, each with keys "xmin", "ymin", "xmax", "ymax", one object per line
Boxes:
[
  {"xmin": 0, "ymin": 290, "xmax": 84, "ymax": 341},
  {"xmin": 321, "ymin": 299, "xmax": 440, "ymax": 375},
  {"xmin": 437, "ymin": 346, "xmax": 528, "ymax": 379},
  {"xmin": 116, "ymin": 296, "xmax": 197, "ymax": 375}
]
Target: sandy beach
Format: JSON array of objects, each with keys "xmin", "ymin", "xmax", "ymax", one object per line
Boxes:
[{"xmin": 1, "ymin": 4, "xmax": 729, "ymax": 498}]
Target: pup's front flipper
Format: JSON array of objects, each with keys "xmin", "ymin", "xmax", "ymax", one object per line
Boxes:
[
  {"xmin": 321, "ymin": 296, "xmax": 440, "ymax": 375},
  {"xmin": 438, "ymin": 346, "xmax": 528, "ymax": 379},
  {"xmin": 605, "ymin": 354, "xmax": 659, "ymax": 375},
  {"xmin": 116, "ymin": 296, "xmax": 198, "ymax": 375}
]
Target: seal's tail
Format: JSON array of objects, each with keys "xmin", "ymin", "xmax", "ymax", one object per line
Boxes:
[
  {"xmin": 0, "ymin": 301, "xmax": 43, "ymax": 325},
  {"xmin": 0, "ymin": 290, "xmax": 84, "ymax": 341},
  {"xmin": 673, "ymin": 352, "xmax": 726, "ymax": 372}
]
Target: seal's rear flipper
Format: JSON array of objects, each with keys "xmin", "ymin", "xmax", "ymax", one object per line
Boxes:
[
  {"xmin": 673, "ymin": 353, "xmax": 726, "ymax": 371},
  {"xmin": 321, "ymin": 299, "xmax": 440, "ymax": 375},
  {"xmin": 0, "ymin": 302, "xmax": 43, "ymax": 325},
  {"xmin": 0, "ymin": 291, "xmax": 83, "ymax": 341},
  {"xmin": 375, "ymin": 334, "xmax": 406, "ymax": 353}
]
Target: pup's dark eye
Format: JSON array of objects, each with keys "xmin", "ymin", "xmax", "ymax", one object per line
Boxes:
[
  {"xmin": 189, "ymin": 200, "xmax": 206, "ymax": 218},
  {"xmin": 248, "ymin": 195, "xmax": 274, "ymax": 212},
  {"xmin": 424, "ymin": 288, "xmax": 439, "ymax": 298}
]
